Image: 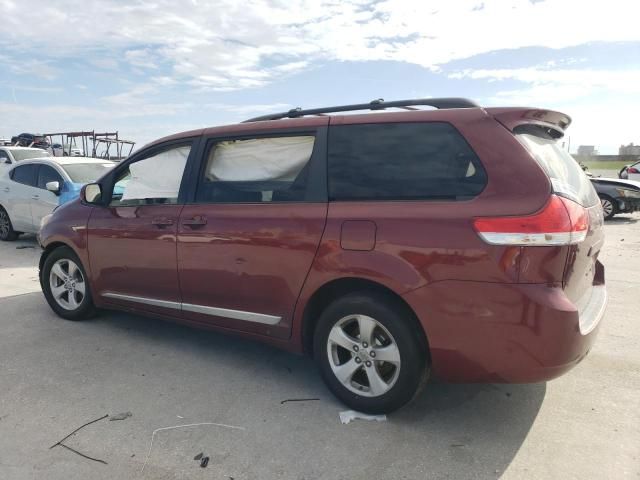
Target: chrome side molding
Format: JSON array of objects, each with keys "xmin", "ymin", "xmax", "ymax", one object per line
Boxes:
[
  {"xmin": 102, "ymin": 292, "xmax": 180, "ymax": 310},
  {"xmin": 101, "ymin": 292, "xmax": 281, "ymax": 326}
]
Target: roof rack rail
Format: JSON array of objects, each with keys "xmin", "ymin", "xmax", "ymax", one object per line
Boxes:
[{"xmin": 242, "ymin": 97, "xmax": 480, "ymax": 122}]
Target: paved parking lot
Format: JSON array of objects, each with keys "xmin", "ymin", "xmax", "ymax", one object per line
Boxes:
[{"xmin": 0, "ymin": 215, "xmax": 639, "ymax": 480}]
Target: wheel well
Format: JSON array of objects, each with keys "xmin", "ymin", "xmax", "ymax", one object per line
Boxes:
[
  {"xmin": 301, "ymin": 277, "xmax": 430, "ymax": 359},
  {"xmin": 39, "ymin": 242, "xmax": 69, "ymax": 272}
]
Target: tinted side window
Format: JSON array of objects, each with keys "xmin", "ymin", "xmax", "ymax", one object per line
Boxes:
[
  {"xmin": 196, "ymin": 135, "xmax": 315, "ymax": 203},
  {"xmin": 11, "ymin": 164, "xmax": 38, "ymax": 186},
  {"xmin": 37, "ymin": 165, "xmax": 63, "ymax": 189},
  {"xmin": 328, "ymin": 123, "xmax": 487, "ymax": 201}
]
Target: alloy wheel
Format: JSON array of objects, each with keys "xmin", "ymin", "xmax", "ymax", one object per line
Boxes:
[
  {"xmin": 327, "ymin": 314, "xmax": 401, "ymax": 397},
  {"xmin": 49, "ymin": 259, "xmax": 86, "ymax": 310},
  {"xmin": 601, "ymin": 198, "xmax": 614, "ymax": 218}
]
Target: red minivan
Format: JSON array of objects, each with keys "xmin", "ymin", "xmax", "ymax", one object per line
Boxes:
[{"xmin": 37, "ymin": 98, "xmax": 606, "ymax": 413}]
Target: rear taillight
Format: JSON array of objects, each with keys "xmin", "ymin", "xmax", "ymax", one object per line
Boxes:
[
  {"xmin": 628, "ymin": 167, "xmax": 639, "ymax": 174},
  {"xmin": 473, "ymin": 195, "xmax": 589, "ymax": 246}
]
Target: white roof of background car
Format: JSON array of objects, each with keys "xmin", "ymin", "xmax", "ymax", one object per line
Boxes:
[
  {"xmin": 9, "ymin": 157, "xmax": 115, "ymax": 168},
  {"xmin": 1, "ymin": 146, "xmax": 49, "ymax": 152},
  {"xmin": 53, "ymin": 157, "xmax": 115, "ymax": 165}
]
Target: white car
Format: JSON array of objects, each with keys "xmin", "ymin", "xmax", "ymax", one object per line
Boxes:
[
  {"xmin": 621, "ymin": 161, "xmax": 640, "ymax": 181},
  {"xmin": 0, "ymin": 158, "xmax": 114, "ymax": 240},
  {"xmin": 64, "ymin": 144, "xmax": 84, "ymax": 157},
  {"xmin": 0, "ymin": 146, "xmax": 51, "ymax": 167}
]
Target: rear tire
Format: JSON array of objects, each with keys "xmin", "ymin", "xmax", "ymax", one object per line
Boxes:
[
  {"xmin": 41, "ymin": 246, "xmax": 96, "ymax": 321},
  {"xmin": 599, "ymin": 195, "xmax": 617, "ymax": 220},
  {"xmin": 313, "ymin": 293, "xmax": 428, "ymax": 414},
  {"xmin": 0, "ymin": 207, "xmax": 19, "ymax": 241}
]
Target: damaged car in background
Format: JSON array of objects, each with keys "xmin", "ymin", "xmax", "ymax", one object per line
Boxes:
[{"xmin": 590, "ymin": 177, "xmax": 640, "ymax": 220}]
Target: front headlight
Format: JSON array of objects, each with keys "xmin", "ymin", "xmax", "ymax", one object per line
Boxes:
[{"xmin": 615, "ymin": 188, "xmax": 640, "ymax": 198}]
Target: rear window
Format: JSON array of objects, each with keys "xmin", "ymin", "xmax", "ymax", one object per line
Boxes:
[
  {"xmin": 328, "ymin": 122, "xmax": 487, "ymax": 201},
  {"xmin": 516, "ymin": 126, "xmax": 598, "ymax": 207},
  {"xmin": 62, "ymin": 163, "xmax": 114, "ymax": 183},
  {"xmin": 10, "ymin": 149, "xmax": 51, "ymax": 161}
]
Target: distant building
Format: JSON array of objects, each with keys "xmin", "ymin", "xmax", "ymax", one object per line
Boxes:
[
  {"xmin": 577, "ymin": 145, "xmax": 597, "ymax": 156},
  {"xmin": 619, "ymin": 143, "xmax": 640, "ymax": 156}
]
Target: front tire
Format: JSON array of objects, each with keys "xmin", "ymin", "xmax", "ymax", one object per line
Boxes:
[
  {"xmin": 0, "ymin": 207, "xmax": 20, "ymax": 241},
  {"xmin": 41, "ymin": 246, "xmax": 95, "ymax": 320},
  {"xmin": 314, "ymin": 293, "xmax": 428, "ymax": 414}
]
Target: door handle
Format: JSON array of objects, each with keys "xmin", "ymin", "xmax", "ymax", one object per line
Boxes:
[
  {"xmin": 182, "ymin": 215, "xmax": 207, "ymax": 227},
  {"xmin": 3, "ymin": 187, "xmax": 9, "ymax": 193},
  {"xmin": 32, "ymin": 194, "xmax": 40, "ymax": 200},
  {"xmin": 151, "ymin": 217, "xmax": 174, "ymax": 227}
]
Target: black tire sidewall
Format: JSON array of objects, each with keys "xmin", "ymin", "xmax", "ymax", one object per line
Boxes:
[
  {"xmin": 0, "ymin": 207, "xmax": 19, "ymax": 241},
  {"xmin": 314, "ymin": 293, "xmax": 428, "ymax": 414},
  {"xmin": 41, "ymin": 246, "xmax": 95, "ymax": 321}
]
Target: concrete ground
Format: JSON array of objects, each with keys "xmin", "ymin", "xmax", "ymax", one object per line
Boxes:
[{"xmin": 0, "ymin": 215, "xmax": 638, "ymax": 480}]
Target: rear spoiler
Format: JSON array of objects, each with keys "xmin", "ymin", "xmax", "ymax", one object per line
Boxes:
[{"xmin": 485, "ymin": 108, "xmax": 571, "ymax": 139}]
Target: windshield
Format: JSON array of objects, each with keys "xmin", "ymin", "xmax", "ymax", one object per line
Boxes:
[
  {"xmin": 516, "ymin": 127, "xmax": 599, "ymax": 207},
  {"xmin": 10, "ymin": 149, "xmax": 51, "ymax": 161},
  {"xmin": 62, "ymin": 163, "xmax": 114, "ymax": 183}
]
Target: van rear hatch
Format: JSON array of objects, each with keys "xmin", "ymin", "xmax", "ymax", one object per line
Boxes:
[{"xmin": 515, "ymin": 125, "xmax": 605, "ymax": 332}]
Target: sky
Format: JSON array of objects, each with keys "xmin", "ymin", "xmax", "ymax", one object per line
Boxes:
[{"xmin": 0, "ymin": 0, "xmax": 639, "ymax": 154}]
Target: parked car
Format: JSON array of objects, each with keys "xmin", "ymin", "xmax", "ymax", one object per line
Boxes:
[
  {"xmin": 0, "ymin": 146, "xmax": 52, "ymax": 166},
  {"xmin": 64, "ymin": 144, "xmax": 83, "ymax": 157},
  {"xmin": 51, "ymin": 143, "xmax": 64, "ymax": 157},
  {"xmin": 0, "ymin": 158, "xmax": 114, "ymax": 240},
  {"xmin": 590, "ymin": 177, "xmax": 640, "ymax": 219},
  {"xmin": 10, "ymin": 132, "xmax": 50, "ymax": 149},
  {"xmin": 37, "ymin": 98, "xmax": 606, "ymax": 414},
  {"xmin": 0, "ymin": 138, "xmax": 12, "ymax": 146},
  {"xmin": 618, "ymin": 161, "xmax": 640, "ymax": 181}
]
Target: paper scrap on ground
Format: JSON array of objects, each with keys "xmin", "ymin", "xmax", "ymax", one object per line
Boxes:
[{"xmin": 339, "ymin": 410, "xmax": 387, "ymax": 425}]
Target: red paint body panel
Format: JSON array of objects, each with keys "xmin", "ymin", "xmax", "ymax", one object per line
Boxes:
[
  {"xmin": 402, "ymin": 280, "xmax": 600, "ymax": 382},
  {"xmin": 87, "ymin": 205, "xmax": 184, "ymax": 315},
  {"xmin": 177, "ymin": 203, "xmax": 327, "ymax": 339}
]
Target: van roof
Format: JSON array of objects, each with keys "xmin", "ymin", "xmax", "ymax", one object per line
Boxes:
[{"xmin": 142, "ymin": 98, "xmax": 571, "ymax": 149}]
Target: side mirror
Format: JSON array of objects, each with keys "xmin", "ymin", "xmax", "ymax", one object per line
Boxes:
[
  {"xmin": 45, "ymin": 181, "xmax": 61, "ymax": 195},
  {"xmin": 4, "ymin": 159, "xmax": 10, "ymax": 164},
  {"xmin": 82, "ymin": 183, "xmax": 103, "ymax": 204}
]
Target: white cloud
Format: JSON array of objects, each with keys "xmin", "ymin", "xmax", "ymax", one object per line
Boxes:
[
  {"xmin": 1, "ymin": 0, "xmax": 639, "ymax": 89},
  {"xmin": 452, "ymin": 67, "xmax": 640, "ymax": 103}
]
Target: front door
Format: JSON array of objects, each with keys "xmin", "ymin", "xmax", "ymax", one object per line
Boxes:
[
  {"xmin": 87, "ymin": 142, "xmax": 194, "ymax": 316},
  {"xmin": 177, "ymin": 128, "xmax": 328, "ymax": 339},
  {"xmin": 31, "ymin": 164, "xmax": 62, "ymax": 227},
  {"xmin": 6, "ymin": 163, "xmax": 39, "ymax": 232}
]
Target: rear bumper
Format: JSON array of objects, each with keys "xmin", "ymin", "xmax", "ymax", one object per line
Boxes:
[{"xmin": 402, "ymin": 278, "xmax": 606, "ymax": 383}]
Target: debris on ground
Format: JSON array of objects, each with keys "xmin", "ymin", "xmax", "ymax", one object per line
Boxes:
[
  {"xmin": 59, "ymin": 443, "xmax": 108, "ymax": 464},
  {"xmin": 200, "ymin": 456, "xmax": 210, "ymax": 468},
  {"xmin": 194, "ymin": 452, "xmax": 203, "ymax": 461},
  {"xmin": 280, "ymin": 398, "xmax": 320, "ymax": 405},
  {"xmin": 50, "ymin": 414, "xmax": 108, "ymax": 449},
  {"xmin": 49, "ymin": 414, "xmax": 109, "ymax": 465},
  {"xmin": 339, "ymin": 410, "xmax": 387, "ymax": 425},
  {"xmin": 109, "ymin": 411, "xmax": 132, "ymax": 421},
  {"xmin": 140, "ymin": 421, "xmax": 246, "ymax": 473},
  {"xmin": 16, "ymin": 245, "xmax": 36, "ymax": 249}
]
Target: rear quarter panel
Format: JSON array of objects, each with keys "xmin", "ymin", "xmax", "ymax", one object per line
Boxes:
[{"xmin": 293, "ymin": 109, "xmax": 556, "ymax": 349}]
